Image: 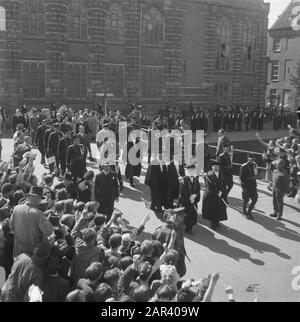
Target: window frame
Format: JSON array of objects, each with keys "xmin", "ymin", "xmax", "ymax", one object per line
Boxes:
[
  {"xmin": 104, "ymin": 64, "xmax": 124, "ymax": 98},
  {"xmin": 216, "ymin": 16, "xmax": 232, "ymax": 72},
  {"xmin": 273, "ymin": 38, "xmax": 281, "ymax": 52},
  {"xmin": 142, "ymin": 66, "xmax": 163, "ymax": 99},
  {"xmin": 105, "ymin": 4, "xmax": 125, "ymax": 43},
  {"xmin": 271, "ymin": 61, "xmax": 280, "ymax": 82},
  {"xmin": 22, "ymin": 62, "xmax": 46, "ymax": 99},
  {"xmin": 0, "ymin": 6, "xmax": 6, "ymax": 31},
  {"xmin": 142, "ymin": 7, "xmax": 165, "ymax": 46}
]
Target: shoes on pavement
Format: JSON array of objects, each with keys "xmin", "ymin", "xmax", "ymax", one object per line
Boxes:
[
  {"xmin": 270, "ymin": 214, "xmax": 277, "ymax": 218},
  {"xmin": 277, "ymin": 217, "xmax": 282, "ymax": 221},
  {"xmin": 246, "ymin": 213, "xmax": 254, "ymax": 220},
  {"xmin": 185, "ymin": 230, "xmax": 193, "ymax": 235}
]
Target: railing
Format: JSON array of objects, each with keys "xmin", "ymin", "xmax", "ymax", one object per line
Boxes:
[{"xmin": 208, "ymin": 144, "xmax": 269, "ymax": 180}]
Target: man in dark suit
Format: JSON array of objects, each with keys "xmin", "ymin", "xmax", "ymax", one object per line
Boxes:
[
  {"xmin": 239, "ymin": 154, "xmax": 258, "ymax": 220},
  {"xmin": 94, "ymin": 163, "xmax": 119, "ymax": 221},
  {"xmin": 219, "ymin": 146, "xmax": 233, "ymax": 204},
  {"xmin": 216, "ymin": 129, "xmax": 230, "ymax": 160},
  {"xmin": 35, "ymin": 119, "xmax": 49, "ymax": 165},
  {"xmin": 57, "ymin": 126, "xmax": 73, "ymax": 176},
  {"xmin": 178, "ymin": 166, "xmax": 201, "ymax": 235},
  {"xmin": 166, "ymin": 159, "xmax": 185, "ymax": 209},
  {"xmin": 44, "ymin": 123, "xmax": 55, "ymax": 161},
  {"xmin": 47, "ymin": 123, "xmax": 63, "ymax": 175}
]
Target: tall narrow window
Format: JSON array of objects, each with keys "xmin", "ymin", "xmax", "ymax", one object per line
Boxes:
[
  {"xmin": 66, "ymin": 64, "xmax": 87, "ymax": 98},
  {"xmin": 271, "ymin": 61, "xmax": 280, "ymax": 81},
  {"xmin": 142, "ymin": 66, "xmax": 163, "ymax": 98},
  {"xmin": 104, "ymin": 65, "xmax": 124, "ymax": 98},
  {"xmin": 23, "ymin": 62, "xmax": 46, "ymax": 98},
  {"xmin": 105, "ymin": 3, "xmax": 124, "ymax": 43},
  {"xmin": 143, "ymin": 7, "xmax": 164, "ymax": 45},
  {"xmin": 243, "ymin": 20, "xmax": 257, "ymax": 72},
  {"xmin": 22, "ymin": 0, "xmax": 45, "ymax": 36},
  {"xmin": 216, "ymin": 17, "xmax": 232, "ymax": 71},
  {"xmin": 67, "ymin": 2, "xmax": 88, "ymax": 40},
  {"xmin": 215, "ymin": 84, "xmax": 230, "ymax": 104},
  {"xmin": 0, "ymin": 6, "xmax": 6, "ymax": 31}
]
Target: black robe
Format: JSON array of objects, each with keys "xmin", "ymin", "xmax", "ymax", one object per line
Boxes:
[
  {"xmin": 202, "ymin": 171, "xmax": 228, "ymax": 223},
  {"xmin": 66, "ymin": 144, "xmax": 86, "ymax": 179},
  {"xmin": 145, "ymin": 162, "xmax": 168, "ymax": 211}
]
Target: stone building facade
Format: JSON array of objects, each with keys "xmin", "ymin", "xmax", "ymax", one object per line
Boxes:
[
  {"xmin": 266, "ymin": 0, "xmax": 300, "ymax": 108},
  {"xmin": 0, "ymin": 0, "xmax": 269, "ymax": 115}
]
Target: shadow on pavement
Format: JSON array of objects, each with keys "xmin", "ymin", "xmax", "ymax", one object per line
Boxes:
[{"xmin": 185, "ymin": 223, "xmax": 265, "ymax": 266}]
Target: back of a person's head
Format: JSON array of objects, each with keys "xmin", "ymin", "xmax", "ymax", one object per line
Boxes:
[
  {"xmin": 75, "ymin": 201, "xmax": 85, "ymax": 213},
  {"xmin": 1, "ymin": 183, "xmax": 14, "ymax": 195},
  {"xmin": 109, "ymin": 233, "xmax": 122, "ymax": 249},
  {"xmin": 55, "ymin": 200, "xmax": 65, "ymax": 213},
  {"xmin": 103, "ymin": 268, "xmax": 120, "ymax": 287},
  {"xmin": 12, "ymin": 190, "xmax": 25, "ymax": 205},
  {"xmin": 64, "ymin": 199, "xmax": 74, "ymax": 214},
  {"xmin": 107, "ymin": 256, "xmax": 120, "ymax": 269},
  {"xmin": 93, "ymin": 214, "xmax": 106, "ymax": 227},
  {"xmin": 66, "ymin": 290, "xmax": 86, "ymax": 302},
  {"xmin": 119, "ymin": 256, "xmax": 133, "ymax": 271},
  {"xmin": 164, "ymin": 250, "xmax": 178, "ymax": 266},
  {"xmin": 151, "ymin": 240, "xmax": 164, "ymax": 259},
  {"xmin": 156, "ymin": 284, "xmax": 177, "ymax": 302},
  {"xmin": 94, "ymin": 283, "xmax": 113, "ymax": 302},
  {"xmin": 133, "ymin": 284, "xmax": 150, "ymax": 302},
  {"xmin": 140, "ymin": 240, "xmax": 153, "ymax": 257},
  {"xmin": 86, "ymin": 201, "xmax": 96, "ymax": 213},
  {"xmin": 56, "ymin": 188, "xmax": 68, "ymax": 201},
  {"xmin": 8, "ymin": 174, "xmax": 17, "ymax": 185},
  {"xmin": 176, "ymin": 287, "xmax": 196, "ymax": 302},
  {"xmin": 81, "ymin": 228, "xmax": 97, "ymax": 244},
  {"xmin": 85, "ymin": 262, "xmax": 104, "ymax": 281}
]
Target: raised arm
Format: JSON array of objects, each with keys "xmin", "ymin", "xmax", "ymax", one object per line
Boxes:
[
  {"xmin": 255, "ymin": 133, "xmax": 268, "ymax": 149},
  {"xmin": 202, "ymin": 273, "xmax": 220, "ymax": 302}
]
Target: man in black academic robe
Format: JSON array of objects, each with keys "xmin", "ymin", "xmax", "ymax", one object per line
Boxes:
[
  {"xmin": 35, "ymin": 119, "xmax": 49, "ymax": 165},
  {"xmin": 94, "ymin": 163, "xmax": 119, "ymax": 221},
  {"xmin": 202, "ymin": 162, "xmax": 228, "ymax": 231},
  {"xmin": 66, "ymin": 135, "xmax": 87, "ymax": 181},
  {"xmin": 145, "ymin": 158, "xmax": 168, "ymax": 214},
  {"xmin": 178, "ymin": 167, "xmax": 201, "ymax": 235},
  {"xmin": 244, "ymin": 108, "xmax": 251, "ymax": 131}
]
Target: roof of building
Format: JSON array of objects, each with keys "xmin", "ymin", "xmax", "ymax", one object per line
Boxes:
[{"xmin": 270, "ymin": 0, "xmax": 300, "ymax": 30}]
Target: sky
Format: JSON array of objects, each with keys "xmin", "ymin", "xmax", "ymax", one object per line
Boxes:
[{"xmin": 268, "ymin": 0, "xmax": 292, "ymax": 27}]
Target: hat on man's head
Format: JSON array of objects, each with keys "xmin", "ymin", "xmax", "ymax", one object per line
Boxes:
[
  {"xmin": 81, "ymin": 228, "xmax": 97, "ymax": 243},
  {"xmin": 72, "ymin": 134, "xmax": 80, "ymax": 140},
  {"xmin": 47, "ymin": 213, "xmax": 60, "ymax": 229},
  {"xmin": 93, "ymin": 214, "xmax": 106, "ymax": 227},
  {"xmin": 28, "ymin": 186, "xmax": 44, "ymax": 199}
]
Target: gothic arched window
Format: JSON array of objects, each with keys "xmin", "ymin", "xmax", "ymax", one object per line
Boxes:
[
  {"xmin": 0, "ymin": 6, "xmax": 6, "ymax": 31},
  {"xmin": 23, "ymin": 62, "xmax": 46, "ymax": 98},
  {"xmin": 22, "ymin": 0, "xmax": 45, "ymax": 36},
  {"xmin": 105, "ymin": 3, "xmax": 124, "ymax": 43},
  {"xmin": 216, "ymin": 16, "xmax": 232, "ymax": 71},
  {"xmin": 67, "ymin": 1, "xmax": 88, "ymax": 40},
  {"xmin": 243, "ymin": 20, "xmax": 257, "ymax": 73},
  {"xmin": 66, "ymin": 64, "xmax": 87, "ymax": 98},
  {"xmin": 143, "ymin": 7, "xmax": 164, "ymax": 45}
]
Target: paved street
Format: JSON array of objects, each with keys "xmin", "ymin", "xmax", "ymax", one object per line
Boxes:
[{"xmin": 3, "ymin": 138, "xmax": 300, "ymax": 302}]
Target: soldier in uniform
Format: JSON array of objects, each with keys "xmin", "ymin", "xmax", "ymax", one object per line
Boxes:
[
  {"xmin": 213, "ymin": 105, "xmax": 222, "ymax": 132},
  {"xmin": 244, "ymin": 107, "xmax": 251, "ymax": 131},
  {"xmin": 35, "ymin": 119, "xmax": 49, "ymax": 165},
  {"xmin": 202, "ymin": 162, "xmax": 228, "ymax": 231},
  {"xmin": 236, "ymin": 106, "xmax": 243, "ymax": 132},
  {"xmin": 178, "ymin": 165, "xmax": 201, "ymax": 235},
  {"xmin": 239, "ymin": 154, "xmax": 258, "ymax": 220}
]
